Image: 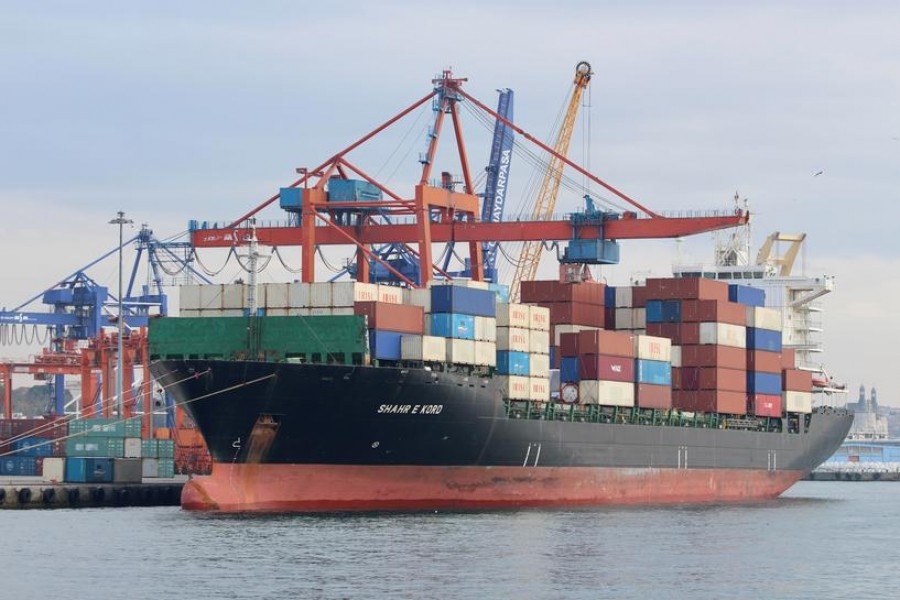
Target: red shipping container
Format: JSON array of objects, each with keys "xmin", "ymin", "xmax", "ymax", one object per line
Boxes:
[
  {"xmin": 521, "ymin": 280, "xmax": 605, "ymax": 305},
  {"xmin": 781, "ymin": 348, "xmax": 797, "ymax": 369},
  {"xmin": 747, "ymin": 350, "xmax": 782, "ymax": 373},
  {"xmin": 559, "ymin": 333, "xmax": 579, "ymax": 357},
  {"xmin": 604, "ymin": 307, "xmax": 616, "ymax": 329},
  {"xmin": 680, "ymin": 300, "xmax": 746, "ymax": 325},
  {"xmin": 750, "ymin": 393, "xmax": 782, "ymax": 417},
  {"xmin": 697, "ymin": 367, "xmax": 746, "ymax": 392},
  {"xmin": 673, "ymin": 390, "xmax": 747, "ymax": 415},
  {"xmin": 672, "ymin": 367, "xmax": 683, "ymax": 389},
  {"xmin": 577, "ymin": 329, "xmax": 634, "ymax": 357},
  {"xmin": 636, "ymin": 383, "xmax": 672, "ymax": 409},
  {"xmin": 680, "ymin": 345, "xmax": 746, "ymax": 369},
  {"xmin": 631, "ymin": 286, "xmax": 649, "ymax": 308},
  {"xmin": 783, "ymin": 369, "xmax": 813, "ymax": 391},
  {"xmin": 579, "ymin": 354, "xmax": 635, "ymax": 382},
  {"xmin": 540, "ymin": 302, "xmax": 605, "ymax": 327},
  {"xmin": 354, "ymin": 302, "xmax": 424, "ymax": 334},
  {"xmin": 645, "ymin": 277, "xmax": 729, "ymax": 302},
  {"xmin": 676, "ymin": 366, "xmax": 698, "ymax": 390},
  {"xmin": 3, "ymin": 417, "xmax": 69, "ymax": 439},
  {"xmin": 646, "ymin": 322, "xmax": 700, "ymax": 345}
]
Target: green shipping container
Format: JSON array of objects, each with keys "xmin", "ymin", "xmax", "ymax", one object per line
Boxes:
[
  {"xmin": 70, "ymin": 418, "xmax": 141, "ymax": 438},
  {"xmin": 158, "ymin": 459, "xmax": 176, "ymax": 478},
  {"xmin": 141, "ymin": 439, "xmax": 159, "ymax": 458},
  {"xmin": 157, "ymin": 440, "xmax": 175, "ymax": 459},
  {"xmin": 66, "ymin": 436, "xmax": 126, "ymax": 458},
  {"xmin": 149, "ymin": 315, "xmax": 369, "ymax": 363}
]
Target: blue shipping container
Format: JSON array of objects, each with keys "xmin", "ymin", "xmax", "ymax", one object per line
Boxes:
[
  {"xmin": 646, "ymin": 300, "xmax": 665, "ymax": 323},
  {"xmin": 429, "ymin": 313, "xmax": 475, "ymax": 340},
  {"xmin": 560, "ymin": 357, "xmax": 580, "ymax": 382},
  {"xmin": 747, "ymin": 327, "xmax": 782, "ymax": 352},
  {"xmin": 65, "ymin": 457, "xmax": 115, "ymax": 483},
  {"xmin": 279, "ymin": 187, "xmax": 302, "ymax": 211},
  {"xmin": 0, "ymin": 456, "xmax": 38, "ymax": 476},
  {"xmin": 635, "ymin": 359, "xmax": 672, "ymax": 385},
  {"xmin": 562, "ymin": 239, "xmax": 621, "ymax": 264},
  {"xmin": 497, "ymin": 351, "xmax": 531, "ymax": 376},
  {"xmin": 605, "ymin": 286, "xmax": 617, "ymax": 306},
  {"xmin": 11, "ymin": 437, "xmax": 53, "ymax": 457},
  {"xmin": 430, "ymin": 286, "xmax": 496, "ymax": 317},
  {"xmin": 748, "ymin": 371, "xmax": 782, "ymax": 395},
  {"xmin": 729, "ymin": 284, "xmax": 766, "ymax": 307},
  {"xmin": 369, "ymin": 330, "xmax": 404, "ymax": 361},
  {"xmin": 645, "ymin": 300, "xmax": 681, "ymax": 323}
]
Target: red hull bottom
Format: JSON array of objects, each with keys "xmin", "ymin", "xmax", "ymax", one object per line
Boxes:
[{"xmin": 181, "ymin": 463, "xmax": 806, "ymax": 512}]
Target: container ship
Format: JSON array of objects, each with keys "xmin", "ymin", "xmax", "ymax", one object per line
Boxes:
[
  {"xmin": 149, "ymin": 68, "xmax": 850, "ymax": 511},
  {"xmin": 150, "ymin": 277, "xmax": 852, "ymax": 512}
]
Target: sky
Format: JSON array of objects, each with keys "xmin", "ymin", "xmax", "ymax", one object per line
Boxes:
[{"xmin": 1, "ymin": 1, "xmax": 898, "ymax": 405}]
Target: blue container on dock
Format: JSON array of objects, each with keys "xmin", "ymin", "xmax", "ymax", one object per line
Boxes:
[
  {"xmin": 747, "ymin": 371, "xmax": 782, "ymax": 395},
  {"xmin": 65, "ymin": 457, "xmax": 114, "ymax": 483},
  {"xmin": 11, "ymin": 437, "xmax": 53, "ymax": 457},
  {"xmin": 497, "ymin": 351, "xmax": 531, "ymax": 376},
  {"xmin": 328, "ymin": 177, "xmax": 383, "ymax": 202},
  {"xmin": 0, "ymin": 456, "xmax": 38, "ymax": 476},
  {"xmin": 430, "ymin": 286, "xmax": 496, "ymax": 317},
  {"xmin": 560, "ymin": 357, "xmax": 580, "ymax": 382},
  {"xmin": 429, "ymin": 313, "xmax": 475, "ymax": 340},
  {"xmin": 369, "ymin": 330, "xmax": 403, "ymax": 361},
  {"xmin": 279, "ymin": 187, "xmax": 303, "ymax": 211},
  {"xmin": 605, "ymin": 286, "xmax": 617, "ymax": 306},
  {"xmin": 562, "ymin": 239, "xmax": 621, "ymax": 264},
  {"xmin": 729, "ymin": 284, "xmax": 766, "ymax": 307},
  {"xmin": 645, "ymin": 300, "xmax": 681, "ymax": 323},
  {"xmin": 746, "ymin": 327, "xmax": 782, "ymax": 352},
  {"xmin": 635, "ymin": 359, "xmax": 672, "ymax": 385}
]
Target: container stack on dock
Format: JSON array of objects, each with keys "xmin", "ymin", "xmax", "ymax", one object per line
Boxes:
[
  {"xmin": 63, "ymin": 418, "xmax": 175, "ymax": 483},
  {"xmin": 0, "ymin": 417, "xmax": 67, "ymax": 477}
]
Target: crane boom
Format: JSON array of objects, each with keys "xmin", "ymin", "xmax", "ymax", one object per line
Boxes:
[{"xmin": 510, "ymin": 61, "xmax": 592, "ymax": 301}]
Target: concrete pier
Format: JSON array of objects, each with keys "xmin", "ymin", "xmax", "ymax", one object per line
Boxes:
[{"xmin": 0, "ymin": 476, "xmax": 184, "ymax": 509}]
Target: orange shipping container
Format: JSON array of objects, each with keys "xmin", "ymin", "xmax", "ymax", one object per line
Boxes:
[
  {"xmin": 783, "ymin": 369, "xmax": 813, "ymax": 392},
  {"xmin": 576, "ymin": 329, "xmax": 634, "ymax": 357},
  {"xmin": 680, "ymin": 300, "xmax": 746, "ymax": 325},
  {"xmin": 747, "ymin": 350, "xmax": 782, "ymax": 373}
]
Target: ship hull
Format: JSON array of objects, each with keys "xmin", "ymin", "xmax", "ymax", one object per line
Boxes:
[{"xmin": 152, "ymin": 360, "xmax": 852, "ymax": 512}]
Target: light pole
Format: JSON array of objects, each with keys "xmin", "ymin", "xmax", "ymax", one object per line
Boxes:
[{"xmin": 109, "ymin": 211, "xmax": 133, "ymax": 416}]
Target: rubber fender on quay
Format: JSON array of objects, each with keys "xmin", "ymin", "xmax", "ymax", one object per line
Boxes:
[
  {"xmin": 141, "ymin": 486, "xmax": 156, "ymax": 505},
  {"xmin": 41, "ymin": 488, "xmax": 56, "ymax": 505},
  {"xmin": 18, "ymin": 488, "xmax": 32, "ymax": 505},
  {"xmin": 91, "ymin": 487, "xmax": 106, "ymax": 503},
  {"xmin": 66, "ymin": 487, "xmax": 80, "ymax": 506},
  {"xmin": 116, "ymin": 487, "xmax": 131, "ymax": 506},
  {"xmin": 0, "ymin": 488, "xmax": 6, "ymax": 503}
]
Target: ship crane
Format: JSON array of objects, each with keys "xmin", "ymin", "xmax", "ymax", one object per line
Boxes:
[
  {"xmin": 509, "ymin": 61, "xmax": 591, "ymax": 302},
  {"xmin": 189, "ymin": 69, "xmax": 748, "ymax": 286}
]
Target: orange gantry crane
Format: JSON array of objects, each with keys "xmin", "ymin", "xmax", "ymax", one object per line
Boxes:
[{"xmin": 189, "ymin": 69, "xmax": 747, "ymax": 283}]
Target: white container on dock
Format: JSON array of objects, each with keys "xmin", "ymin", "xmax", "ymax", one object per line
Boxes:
[
  {"xmin": 288, "ymin": 282, "xmax": 311, "ymax": 308},
  {"xmin": 474, "ymin": 316, "xmax": 497, "ymax": 342},
  {"xmin": 263, "ymin": 283, "xmax": 289, "ymax": 309},
  {"xmin": 634, "ymin": 334, "xmax": 672, "ymax": 362},
  {"xmin": 529, "ymin": 329, "xmax": 550, "ymax": 355},
  {"xmin": 179, "ymin": 308, "xmax": 201, "ymax": 318},
  {"xmin": 404, "ymin": 288, "xmax": 431, "ymax": 312},
  {"xmin": 199, "ymin": 284, "xmax": 225, "ymax": 310},
  {"xmin": 310, "ymin": 282, "xmax": 333, "ymax": 307},
  {"xmin": 310, "ymin": 307, "xmax": 333, "ymax": 316},
  {"xmin": 124, "ymin": 437, "xmax": 142, "ymax": 459},
  {"xmin": 528, "ymin": 305, "xmax": 550, "ymax": 331},
  {"xmin": 474, "ymin": 341, "xmax": 497, "ymax": 367},
  {"xmin": 784, "ymin": 391, "xmax": 813, "ymax": 414},
  {"xmin": 529, "ymin": 377, "xmax": 550, "ymax": 401},
  {"xmin": 496, "ymin": 303, "xmax": 530, "ymax": 329},
  {"xmin": 180, "ymin": 285, "xmax": 202, "ymax": 310},
  {"xmin": 746, "ymin": 306, "xmax": 782, "ymax": 332},
  {"xmin": 699, "ymin": 322, "xmax": 746, "ymax": 348},
  {"xmin": 552, "ymin": 324, "xmax": 598, "ymax": 346},
  {"xmin": 445, "ymin": 338, "xmax": 476, "ymax": 365},
  {"xmin": 332, "ymin": 282, "xmax": 378, "ymax": 306},
  {"xmin": 222, "ymin": 284, "xmax": 246, "ymax": 309},
  {"xmin": 578, "ymin": 380, "xmax": 635, "ymax": 406},
  {"xmin": 496, "ymin": 327, "xmax": 530, "ymax": 352},
  {"xmin": 401, "ymin": 335, "xmax": 446, "ymax": 362},
  {"xmin": 529, "ymin": 353, "xmax": 550, "ymax": 378},
  {"xmin": 670, "ymin": 345, "xmax": 682, "ymax": 368},
  {"xmin": 498, "ymin": 375, "xmax": 530, "ymax": 400},
  {"xmin": 142, "ymin": 458, "xmax": 160, "ymax": 479},
  {"xmin": 615, "ymin": 286, "xmax": 634, "ymax": 308},
  {"xmin": 377, "ymin": 284, "xmax": 404, "ymax": 304},
  {"xmin": 42, "ymin": 457, "xmax": 65, "ymax": 483}
]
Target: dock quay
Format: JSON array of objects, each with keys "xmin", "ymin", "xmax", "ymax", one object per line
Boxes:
[{"xmin": 1, "ymin": 476, "xmax": 184, "ymax": 509}]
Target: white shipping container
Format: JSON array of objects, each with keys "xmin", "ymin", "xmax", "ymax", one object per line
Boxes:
[
  {"xmin": 428, "ymin": 279, "xmax": 489, "ymax": 290},
  {"xmin": 615, "ymin": 308, "xmax": 634, "ymax": 330},
  {"xmin": 404, "ymin": 288, "xmax": 431, "ymax": 312},
  {"xmin": 331, "ymin": 307, "xmax": 355, "ymax": 316},
  {"xmin": 287, "ymin": 307, "xmax": 312, "ymax": 316},
  {"xmin": 633, "ymin": 308, "xmax": 646, "ymax": 329},
  {"xmin": 142, "ymin": 458, "xmax": 160, "ymax": 478},
  {"xmin": 199, "ymin": 284, "xmax": 225, "ymax": 310},
  {"xmin": 529, "ymin": 353, "xmax": 550, "ymax": 377},
  {"xmin": 529, "ymin": 329, "xmax": 550, "ymax": 354},
  {"xmin": 671, "ymin": 345, "xmax": 682, "ymax": 368},
  {"xmin": 496, "ymin": 303, "xmax": 530, "ymax": 328},
  {"xmin": 288, "ymin": 282, "xmax": 311, "ymax": 308},
  {"xmin": 179, "ymin": 308, "xmax": 201, "ymax": 318},
  {"xmin": 211, "ymin": 309, "xmax": 245, "ymax": 318},
  {"xmin": 553, "ymin": 324, "xmax": 598, "ymax": 346},
  {"xmin": 498, "ymin": 375, "xmax": 530, "ymax": 400},
  {"xmin": 310, "ymin": 307, "xmax": 333, "ymax": 316},
  {"xmin": 634, "ymin": 334, "xmax": 673, "ymax": 362},
  {"xmin": 746, "ymin": 306, "xmax": 782, "ymax": 332},
  {"xmin": 124, "ymin": 437, "xmax": 142, "ymax": 459},
  {"xmin": 699, "ymin": 322, "xmax": 747, "ymax": 348},
  {"xmin": 614, "ymin": 286, "xmax": 634, "ymax": 308},
  {"xmin": 263, "ymin": 283, "xmax": 289, "ymax": 309},
  {"xmin": 529, "ymin": 377, "xmax": 550, "ymax": 401},
  {"xmin": 496, "ymin": 327, "xmax": 530, "ymax": 352},
  {"xmin": 473, "ymin": 316, "xmax": 497, "ymax": 342},
  {"xmin": 528, "ymin": 305, "xmax": 550, "ymax": 331},
  {"xmin": 784, "ymin": 391, "xmax": 813, "ymax": 414},
  {"xmin": 222, "ymin": 284, "xmax": 246, "ymax": 309},
  {"xmin": 446, "ymin": 338, "xmax": 476, "ymax": 365},
  {"xmin": 42, "ymin": 457, "xmax": 65, "ymax": 483},
  {"xmin": 180, "ymin": 285, "xmax": 202, "ymax": 310},
  {"xmin": 578, "ymin": 380, "xmax": 635, "ymax": 406},
  {"xmin": 474, "ymin": 341, "xmax": 497, "ymax": 366},
  {"xmin": 266, "ymin": 308, "xmax": 290, "ymax": 317},
  {"xmin": 332, "ymin": 282, "xmax": 378, "ymax": 306},
  {"xmin": 310, "ymin": 282, "xmax": 333, "ymax": 307},
  {"xmin": 401, "ymin": 335, "xmax": 446, "ymax": 362},
  {"xmin": 377, "ymin": 284, "xmax": 404, "ymax": 304}
]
